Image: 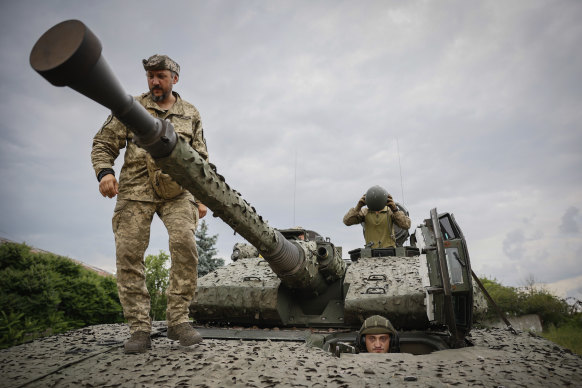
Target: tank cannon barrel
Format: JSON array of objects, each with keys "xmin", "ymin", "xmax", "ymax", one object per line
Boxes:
[
  {"xmin": 316, "ymin": 246, "xmax": 330, "ymax": 260},
  {"xmin": 30, "ymin": 20, "xmax": 340, "ymax": 292}
]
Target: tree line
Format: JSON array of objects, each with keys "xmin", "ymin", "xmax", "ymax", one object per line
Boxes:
[
  {"xmin": 0, "ymin": 220, "xmax": 223, "ymax": 349},
  {"xmin": 477, "ymin": 277, "xmax": 580, "ymax": 329}
]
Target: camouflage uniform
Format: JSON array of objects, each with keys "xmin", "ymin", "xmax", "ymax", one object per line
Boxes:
[
  {"xmin": 343, "ymin": 206, "xmax": 411, "ymax": 248},
  {"xmin": 91, "ymin": 90, "xmax": 208, "ymax": 334}
]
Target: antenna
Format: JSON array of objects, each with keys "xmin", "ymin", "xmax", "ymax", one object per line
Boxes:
[
  {"xmin": 293, "ymin": 149, "xmax": 297, "ymax": 226},
  {"xmin": 396, "ymin": 138, "xmax": 405, "ymax": 206}
]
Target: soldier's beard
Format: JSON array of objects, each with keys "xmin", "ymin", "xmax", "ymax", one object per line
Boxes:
[{"xmin": 150, "ymin": 87, "xmax": 170, "ymax": 102}]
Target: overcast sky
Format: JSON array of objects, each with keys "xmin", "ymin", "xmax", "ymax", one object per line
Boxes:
[{"xmin": 1, "ymin": 0, "xmax": 581, "ymax": 300}]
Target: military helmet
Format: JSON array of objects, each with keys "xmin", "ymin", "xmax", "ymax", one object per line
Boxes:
[
  {"xmin": 357, "ymin": 315, "xmax": 399, "ymax": 353},
  {"xmin": 359, "ymin": 315, "xmax": 397, "ymax": 336},
  {"xmin": 365, "ymin": 185, "xmax": 388, "ymax": 211}
]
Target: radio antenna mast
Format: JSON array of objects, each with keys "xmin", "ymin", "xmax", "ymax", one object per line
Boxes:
[
  {"xmin": 396, "ymin": 138, "xmax": 405, "ymax": 206},
  {"xmin": 293, "ymin": 149, "xmax": 297, "ymax": 226}
]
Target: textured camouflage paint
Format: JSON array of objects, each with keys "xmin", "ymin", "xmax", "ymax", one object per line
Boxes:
[
  {"xmin": 472, "ymin": 282, "xmax": 488, "ymax": 314},
  {"xmin": 191, "ymin": 240, "xmax": 347, "ymax": 326},
  {"xmin": 192, "ymin": 257, "xmax": 281, "ymax": 323},
  {"xmin": 231, "ymin": 242, "xmax": 259, "ymax": 261},
  {"xmin": 2, "ymin": 323, "xmax": 581, "ymax": 387},
  {"xmin": 344, "ymin": 256, "xmax": 429, "ymax": 328}
]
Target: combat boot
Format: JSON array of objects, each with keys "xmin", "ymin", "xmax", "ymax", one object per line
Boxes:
[
  {"xmin": 167, "ymin": 322, "xmax": 203, "ymax": 346},
  {"xmin": 123, "ymin": 331, "xmax": 151, "ymax": 354}
]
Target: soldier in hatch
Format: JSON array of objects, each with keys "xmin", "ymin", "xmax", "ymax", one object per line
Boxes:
[
  {"xmin": 357, "ymin": 315, "xmax": 400, "ymax": 353},
  {"xmin": 343, "ymin": 185, "xmax": 411, "ymax": 248},
  {"xmin": 91, "ymin": 55, "xmax": 208, "ymax": 354}
]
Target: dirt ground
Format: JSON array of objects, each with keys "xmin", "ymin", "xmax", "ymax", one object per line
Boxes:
[{"xmin": 1, "ymin": 322, "xmax": 580, "ymax": 387}]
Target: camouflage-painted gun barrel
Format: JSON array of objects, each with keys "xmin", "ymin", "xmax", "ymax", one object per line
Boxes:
[{"xmin": 30, "ymin": 20, "xmax": 319, "ymax": 290}]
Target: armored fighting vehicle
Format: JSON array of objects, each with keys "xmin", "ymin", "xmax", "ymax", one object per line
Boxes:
[
  {"xmin": 191, "ymin": 208, "xmax": 480, "ymax": 355},
  {"xmin": 30, "ymin": 19, "xmax": 485, "ymax": 356}
]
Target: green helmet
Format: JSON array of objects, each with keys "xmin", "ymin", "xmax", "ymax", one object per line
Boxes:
[
  {"xmin": 359, "ymin": 315, "xmax": 397, "ymax": 336},
  {"xmin": 357, "ymin": 315, "xmax": 399, "ymax": 353},
  {"xmin": 365, "ymin": 185, "xmax": 388, "ymax": 211}
]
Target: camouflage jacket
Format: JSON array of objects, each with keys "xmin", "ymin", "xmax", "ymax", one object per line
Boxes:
[
  {"xmin": 343, "ymin": 207, "xmax": 410, "ymax": 229},
  {"xmin": 91, "ymin": 91, "xmax": 209, "ymax": 202}
]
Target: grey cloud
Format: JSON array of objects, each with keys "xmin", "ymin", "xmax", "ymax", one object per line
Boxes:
[
  {"xmin": 1, "ymin": 0, "xmax": 582, "ymax": 296},
  {"xmin": 528, "ymin": 230, "xmax": 544, "ymax": 241},
  {"xmin": 559, "ymin": 206, "xmax": 580, "ymax": 234},
  {"xmin": 502, "ymin": 229, "xmax": 525, "ymax": 260},
  {"xmin": 515, "ymin": 244, "xmax": 582, "ymax": 285}
]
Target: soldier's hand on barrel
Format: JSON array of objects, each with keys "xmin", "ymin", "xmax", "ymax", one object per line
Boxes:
[
  {"xmin": 387, "ymin": 194, "xmax": 398, "ymax": 212},
  {"xmin": 198, "ymin": 203, "xmax": 207, "ymax": 219},
  {"xmin": 356, "ymin": 195, "xmax": 366, "ymax": 210},
  {"xmin": 99, "ymin": 174, "xmax": 119, "ymax": 198}
]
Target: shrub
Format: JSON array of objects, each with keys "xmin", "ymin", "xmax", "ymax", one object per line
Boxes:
[
  {"xmin": 520, "ymin": 289, "xmax": 569, "ymax": 327},
  {"xmin": 478, "ymin": 277, "xmax": 521, "ymax": 320},
  {"xmin": 0, "ymin": 242, "xmax": 123, "ymax": 349},
  {"xmin": 479, "ymin": 277, "xmax": 571, "ymax": 329}
]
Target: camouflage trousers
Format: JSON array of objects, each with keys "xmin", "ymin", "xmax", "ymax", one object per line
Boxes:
[{"xmin": 112, "ymin": 194, "xmax": 199, "ymax": 334}]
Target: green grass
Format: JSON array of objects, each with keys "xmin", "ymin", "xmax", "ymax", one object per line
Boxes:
[{"xmin": 541, "ymin": 324, "xmax": 582, "ymax": 355}]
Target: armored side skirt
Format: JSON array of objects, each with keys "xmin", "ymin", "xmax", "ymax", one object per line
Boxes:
[{"xmin": 343, "ymin": 256, "xmax": 430, "ymax": 329}]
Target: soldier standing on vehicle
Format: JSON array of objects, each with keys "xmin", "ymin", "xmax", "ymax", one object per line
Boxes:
[
  {"xmin": 343, "ymin": 185, "xmax": 411, "ymax": 248},
  {"xmin": 91, "ymin": 55, "xmax": 208, "ymax": 354}
]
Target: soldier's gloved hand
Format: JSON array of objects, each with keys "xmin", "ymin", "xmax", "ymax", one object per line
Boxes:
[
  {"xmin": 387, "ymin": 194, "xmax": 398, "ymax": 212},
  {"xmin": 356, "ymin": 194, "xmax": 366, "ymax": 210},
  {"xmin": 99, "ymin": 174, "xmax": 119, "ymax": 198}
]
